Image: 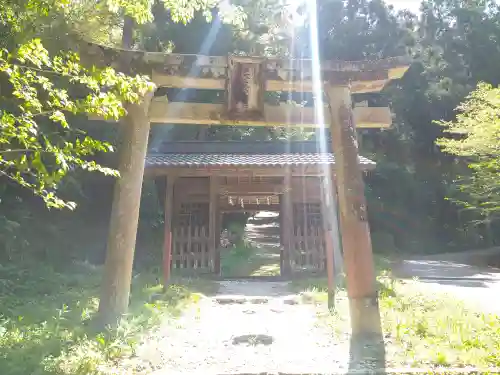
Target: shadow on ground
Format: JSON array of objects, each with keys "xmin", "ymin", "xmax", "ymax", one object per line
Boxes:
[
  {"xmin": 347, "ymin": 303, "xmax": 386, "ymax": 374},
  {"xmin": 349, "ymin": 333, "xmax": 387, "ymax": 374}
]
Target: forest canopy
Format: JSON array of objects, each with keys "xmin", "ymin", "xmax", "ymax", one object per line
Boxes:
[{"xmin": 1, "ymin": 0, "xmax": 500, "ymax": 255}]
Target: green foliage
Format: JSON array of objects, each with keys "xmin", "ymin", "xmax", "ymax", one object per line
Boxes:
[
  {"xmin": 0, "ymin": 0, "xmax": 160, "ymax": 210},
  {"xmin": 0, "ymin": 39, "xmax": 153, "ymax": 208},
  {"xmin": 0, "ymin": 0, "xmax": 247, "ymax": 212},
  {"xmin": 135, "ymin": 0, "xmax": 246, "ymax": 53},
  {"xmin": 312, "ymin": 0, "xmax": 415, "ymax": 60},
  {"xmin": 230, "ymin": 0, "xmax": 297, "ymax": 56},
  {"xmin": 437, "ymin": 83, "xmax": 500, "ymax": 221},
  {"xmin": 220, "ymin": 243, "xmax": 254, "ymax": 276},
  {"xmin": 351, "ymin": 0, "xmax": 500, "ymax": 250},
  {"xmin": 0, "ymin": 260, "xmax": 214, "ymax": 375}
]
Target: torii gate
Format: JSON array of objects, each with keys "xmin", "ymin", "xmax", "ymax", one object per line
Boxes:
[{"xmin": 88, "ymin": 43, "xmax": 409, "ymax": 335}]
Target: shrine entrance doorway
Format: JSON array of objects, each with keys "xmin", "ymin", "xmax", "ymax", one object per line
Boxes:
[
  {"xmin": 145, "ymin": 140, "xmax": 376, "ymax": 280},
  {"xmin": 219, "ymin": 210, "xmax": 282, "ymax": 279}
]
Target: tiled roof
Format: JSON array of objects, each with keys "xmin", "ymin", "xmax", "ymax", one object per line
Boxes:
[
  {"xmin": 146, "ymin": 153, "xmax": 375, "ymax": 169},
  {"xmin": 146, "ymin": 141, "xmax": 376, "ymax": 169}
]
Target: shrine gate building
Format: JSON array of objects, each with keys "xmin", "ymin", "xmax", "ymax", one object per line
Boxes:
[{"xmin": 145, "ymin": 140, "xmax": 375, "ymax": 277}]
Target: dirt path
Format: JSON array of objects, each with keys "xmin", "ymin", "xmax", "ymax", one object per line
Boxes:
[
  {"xmin": 393, "ymin": 255, "xmax": 500, "ymax": 314},
  {"xmin": 133, "ymin": 280, "xmax": 350, "ymax": 375}
]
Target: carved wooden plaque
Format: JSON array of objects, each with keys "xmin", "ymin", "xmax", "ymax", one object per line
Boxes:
[{"xmin": 226, "ymin": 55, "xmax": 266, "ymax": 121}]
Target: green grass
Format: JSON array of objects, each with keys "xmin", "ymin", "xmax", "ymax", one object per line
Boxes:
[
  {"xmin": 0, "ymin": 261, "xmax": 216, "ymax": 375},
  {"xmin": 379, "ymin": 280, "xmax": 500, "ymax": 368},
  {"xmin": 292, "ymin": 274, "xmax": 500, "ymax": 369}
]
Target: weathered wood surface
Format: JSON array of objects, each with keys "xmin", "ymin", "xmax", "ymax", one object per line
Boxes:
[
  {"xmin": 220, "ymin": 183, "xmax": 286, "ymax": 195},
  {"xmin": 147, "ymin": 102, "xmax": 392, "ymax": 128},
  {"xmin": 219, "ymin": 204, "xmax": 280, "ymax": 213},
  {"xmin": 282, "ymin": 173, "xmax": 293, "ymax": 276},
  {"xmin": 320, "ymin": 175, "xmax": 343, "ymax": 308},
  {"xmin": 290, "ymin": 203, "xmax": 325, "ymax": 271},
  {"xmin": 98, "ymin": 93, "xmax": 153, "ymax": 324},
  {"xmin": 146, "ymin": 164, "xmax": 375, "ymax": 178},
  {"xmin": 327, "ymin": 85, "xmax": 381, "ymax": 336},
  {"xmin": 172, "ymin": 226, "xmax": 211, "ymax": 270},
  {"xmin": 83, "ymin": 44, "xmax": 408, "ymax": 131},
  {"xmin": 97, "ymin": 18, "xmax": 152, "ymax": 326},
  {"xmin": 79, "ymin": 40, "xmax": 408, "ymax": 92},
  {"xmin": 209, "ymin": 176, "xmax": 219, "ymax": 273},
  {"xmin": 153, "ymin": 74, "xmax": 400, "ymax": 94},
  {"xmin": 80, "ymin": 40, "xmax": 408, "ymax": 73},
  {"xmin": 160, "ymin": 175, "xmax": 332, "ymax": 205},
  {"xmin": 163, "ymin": 175, "xmax": 176, "ymax": 284},
  {"xmin": 155, "ymin": 176, "xmax": 342, "ymax": 276},
  {"xmin": 291, "ymin": 225, "xmax": 325, "ymax": 271}
]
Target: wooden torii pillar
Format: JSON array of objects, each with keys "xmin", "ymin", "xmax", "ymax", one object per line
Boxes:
[
  {"xmin": 85, "ymin": 42, "xmax": 409, "ymax": 332},
  {"xmin": 327, "ymin": 85, "xmax": 380, "ymax": 335}
]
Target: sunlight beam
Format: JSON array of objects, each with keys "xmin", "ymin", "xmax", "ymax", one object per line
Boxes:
[{"xmin": 306, "ymin": 0, "xmax": 344, "ymax": 279}]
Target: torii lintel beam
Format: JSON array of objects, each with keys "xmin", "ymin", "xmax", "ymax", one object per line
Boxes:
[
  {"xmin": 147, "ymin": 102, "xmax": 393, "ymax": 129},
  {"xmin": 82, "ymin": 42, "xmax": 410, "ymax": 128}
]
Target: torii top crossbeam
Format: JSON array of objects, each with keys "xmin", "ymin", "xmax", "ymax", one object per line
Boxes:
[
  {"xmin": 84, "ymin": 42, "xmax": 410, "ymax": 128},
  {"xmin": 84, "ymin": 42, "xmax": 409, "ymax": 91}
]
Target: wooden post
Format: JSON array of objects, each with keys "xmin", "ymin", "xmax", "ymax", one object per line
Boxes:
[
  {"xmin": 326, "ymin": 84, "xmax": 381, "ymax": 336},
  {"xmin": 281, "ymin": 172, "xmax": 293, "ymax": 276},
  {"xmin": 330, "ymin": 173, "xmax": 344, "ymax": 277},
  {"xmin": 163, "ymin": 175, "xmax": 176, "ymax": 285},
  {"xmin": 154, "ymin": 177, "xmax": 166, "ymax": 210},
  {"xmin": 97, "ymin": 93, "xmax": 153, "ymax": 326},
  {"xmin": 320, "ymin": 176, "xmax": 336, "ymax": 310},
  {"xmin": 209, "ymin": 176, "xmax": 219, "ymax": 274},
  {"xmin": 279, "ymin": 196, "xmax": 284, "ymax": 275},
  {"xmin": 214, "ymin": 211, "xmax": 222, "ymax": 275}
]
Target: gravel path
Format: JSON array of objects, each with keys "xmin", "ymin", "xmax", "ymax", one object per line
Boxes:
[{"xmin": 133, "ymin": 280, "xmax": 350, "ymax": 375}]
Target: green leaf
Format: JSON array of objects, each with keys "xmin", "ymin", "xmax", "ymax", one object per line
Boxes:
[{"xmin": 49, "ymin": 110, "xmax": 68, "ymax": 128}]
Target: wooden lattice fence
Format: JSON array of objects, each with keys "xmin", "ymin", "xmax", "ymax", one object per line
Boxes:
[
  {"xmin": 172, "ymin": 202, "xmax": 212, "ymax": 271},
  {"xmin": 291, "ymin": 203, "xmax": 326, "ymax": 271},
  {"xmin": 173, "ymin": 226, "xmax": 211, "ymax": 269}
]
